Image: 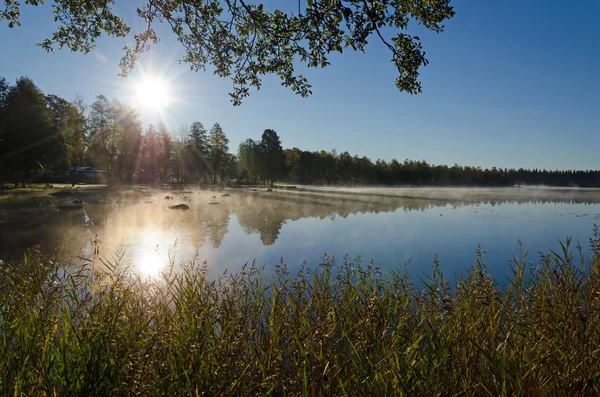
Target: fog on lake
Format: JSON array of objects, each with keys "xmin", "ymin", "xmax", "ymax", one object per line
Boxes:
[{"xmin": 1, "ymin": 186, "xmax": 599, "ymax": 281}]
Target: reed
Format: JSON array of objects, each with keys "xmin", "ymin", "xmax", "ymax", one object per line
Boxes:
[{"xmin": 1, "ymin": 230, "xmax": 600, "ymax": 395}]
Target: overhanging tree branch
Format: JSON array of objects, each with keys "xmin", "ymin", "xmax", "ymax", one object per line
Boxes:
[{"xmin": 2, "ymin": 0, "xmax": 455, "ymax": 104}]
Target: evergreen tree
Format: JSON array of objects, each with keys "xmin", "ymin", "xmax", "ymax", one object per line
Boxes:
[
  {"xmin": 208, "ymin": 123, "xmax": 229, "ymax": 183},
  {"xmin": 186, "ymin": 121, "xmax": 209, "ymax": 182},
  {"xmin": 188, "ymin": 122, "xmax": 208, "ymax": 154}
]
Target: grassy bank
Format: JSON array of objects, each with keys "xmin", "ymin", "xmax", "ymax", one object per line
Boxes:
[{"xmin": 2, "ymin": 235, "xmax": 600, "ymax": 396}]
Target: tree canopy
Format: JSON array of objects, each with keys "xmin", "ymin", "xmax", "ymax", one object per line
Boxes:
[{"xmin": 1, "ymin": 0, "xmax": 454, "ymax": 104}]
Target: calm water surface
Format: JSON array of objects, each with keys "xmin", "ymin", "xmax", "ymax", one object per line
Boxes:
[{"xmin": 1, "ymin": 186, "xmax": 599, "ymax": 281}]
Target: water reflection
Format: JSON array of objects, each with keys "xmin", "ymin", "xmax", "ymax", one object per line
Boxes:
[{"xmin": 1, "ymin": 187, "xmax": 600, "ymax": 277}]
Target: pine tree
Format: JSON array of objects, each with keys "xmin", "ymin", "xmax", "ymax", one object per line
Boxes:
[
  {"xmin": 186, "ymin": 121, "xmax": 209, "ymax": 182},
  {"xmin": 208, "ymin": 123, "xmax": 229, "ymax": 182}
]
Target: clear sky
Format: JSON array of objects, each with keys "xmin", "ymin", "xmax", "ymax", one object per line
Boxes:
[{"xmin": 1, "ymin": 0, "xmax": 598, "ymax": 170}]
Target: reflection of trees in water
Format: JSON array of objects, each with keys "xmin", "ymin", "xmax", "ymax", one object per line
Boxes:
[
  {"xmin": 238, "ymin": 211, "xmax": 284, "ymax": 246},
  {"xmin": 232, "ymin": 190, "xmax": 600, "ymax": 246},
  {"xmin": 0, "ymin": 208, "xmax": 81, "ymax": 257},
  {"xmin": 236, "ymin": 202, "xmax": 283, "ymax": 246},
  {"xmin": 2, "ymin": 188, "xmax": 600, "ymax": 258},
  {"xmin": 203, "ymin": 210, "xmax": 230, "ymax": 248},
  {"xmin": 232, "ymin": 192, "xmax": 436, "ymax": 246}
]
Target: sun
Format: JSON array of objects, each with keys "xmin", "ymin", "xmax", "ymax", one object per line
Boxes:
[{"xmin": 135, "ymin": 76, "xmax": 171, "ymax": 110}]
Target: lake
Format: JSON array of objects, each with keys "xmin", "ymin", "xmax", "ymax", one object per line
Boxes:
[{"xmin": 1, "ymin": 186, "xmax": 599, "ymax": 282}]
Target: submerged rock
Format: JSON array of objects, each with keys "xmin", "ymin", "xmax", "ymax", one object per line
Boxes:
[
  {"xmin": 164, "ymin": 195, "xmax": 173, "ymax": 200},
  {"xmin": 72, "ymin": 199, "xmax": 83, "ymax": 204},
  {"xmin": 50, "ymin": 191, "xmax": 74, "ymax": 197},
  {"xmin": 87, "ymin": 199, "xmax": 108, "ymax": 204},
  {"xmin": 209, "ymin": 202, "xmax": 220, "ymax": 205},
  {"xmin": 222, "ymin": 193, "xmax": 230, "ymax": 197},
  {"xmin": 57, "ymin": 204, "xmax": 83, "ymax": 211},
  {"xmin": 168, "ymin": 204, "xmax": 190, "ymax": 210},
  {"xmin": 266, "ymin": 188, "xmax": 273, "ymax": 192}
]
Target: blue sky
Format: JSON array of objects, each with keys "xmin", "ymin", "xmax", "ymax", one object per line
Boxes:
[{"xmin": 1, "ymin": 0, "xmax": 598, "ymax": 170}]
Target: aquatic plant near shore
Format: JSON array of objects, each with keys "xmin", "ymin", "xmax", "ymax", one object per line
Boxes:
[{"xmin": 1, "ymin": 231, "xmax": 600, "ymax": 395}]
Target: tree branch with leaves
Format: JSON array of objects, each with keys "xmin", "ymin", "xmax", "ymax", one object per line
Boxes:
[{"xmin": 2, "ymin": 0, "xmax": 454, "ymax": 104}]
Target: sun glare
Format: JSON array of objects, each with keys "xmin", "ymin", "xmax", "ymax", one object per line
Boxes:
[
  {"xmin": 135, "ymin": 76, "xmax": 171, "ymax": 110},
  {"xmin": 138, "ymin": 251, "xmax": 164, "ymax": 277}
]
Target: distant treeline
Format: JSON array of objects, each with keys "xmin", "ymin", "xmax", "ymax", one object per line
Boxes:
[
  {"xmin": 1, "ymin": 76, "xmax": 599, "ymax": 187},
  {"xmin": 278, "ymin": 152, "xmax": 600, "ymax": 187}
]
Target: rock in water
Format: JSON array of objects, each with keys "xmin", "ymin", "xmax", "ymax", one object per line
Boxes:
[
  {"xmin": 222, "ymin": 193, "xmax": 230, "ymax": 197},
  {"xmin": 72, "ymin": 199, "xmax": 83, "ymax": 204},
  {"xmin": 164, "ymin": 195, "xmax": 173, "ymax": 200},
  {"xmin": 168, "ymin": 204, "xmax": 190, "ymax": 210},
  {"xmin": 266, "ymin": 188, "xmax": 273, "ymax": 192}
]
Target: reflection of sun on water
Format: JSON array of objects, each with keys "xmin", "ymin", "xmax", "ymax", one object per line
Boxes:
[
  {"xmin": 137, "ymin": 251, "xmax": 163, "ymax": 276},
  {"xmin": 135, "ymin": 232, "xmax": 166, "ymax": 277}
]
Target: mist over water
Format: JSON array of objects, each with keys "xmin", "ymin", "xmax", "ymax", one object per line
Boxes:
[{"xmin": 1, "ymin": 186, "xmax": 599, "ymax": 281}]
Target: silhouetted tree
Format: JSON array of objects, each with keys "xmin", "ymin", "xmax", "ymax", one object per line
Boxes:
[
  {"xmin": 0, "ymin": 77, "xmax": 55, "ymax": 185},
  {"xmin": 141, "ymin": 124, "xmax": 160, "ymax": 183},
  {"xmin": 114, "ymin": 104, "xmax": 143, "ymax": 183},
  {"xmin": 157, "ymin": 122, "xmax": 173, "ymax": 182},
  {"xmin": 259, "ymin": 129, "xmax": 285, "ymax": 186}
]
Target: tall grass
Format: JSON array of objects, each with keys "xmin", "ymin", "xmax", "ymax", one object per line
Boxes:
[{"xmin": 1, "ymin": 231, "xmax": 600, "ymax": 396}]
